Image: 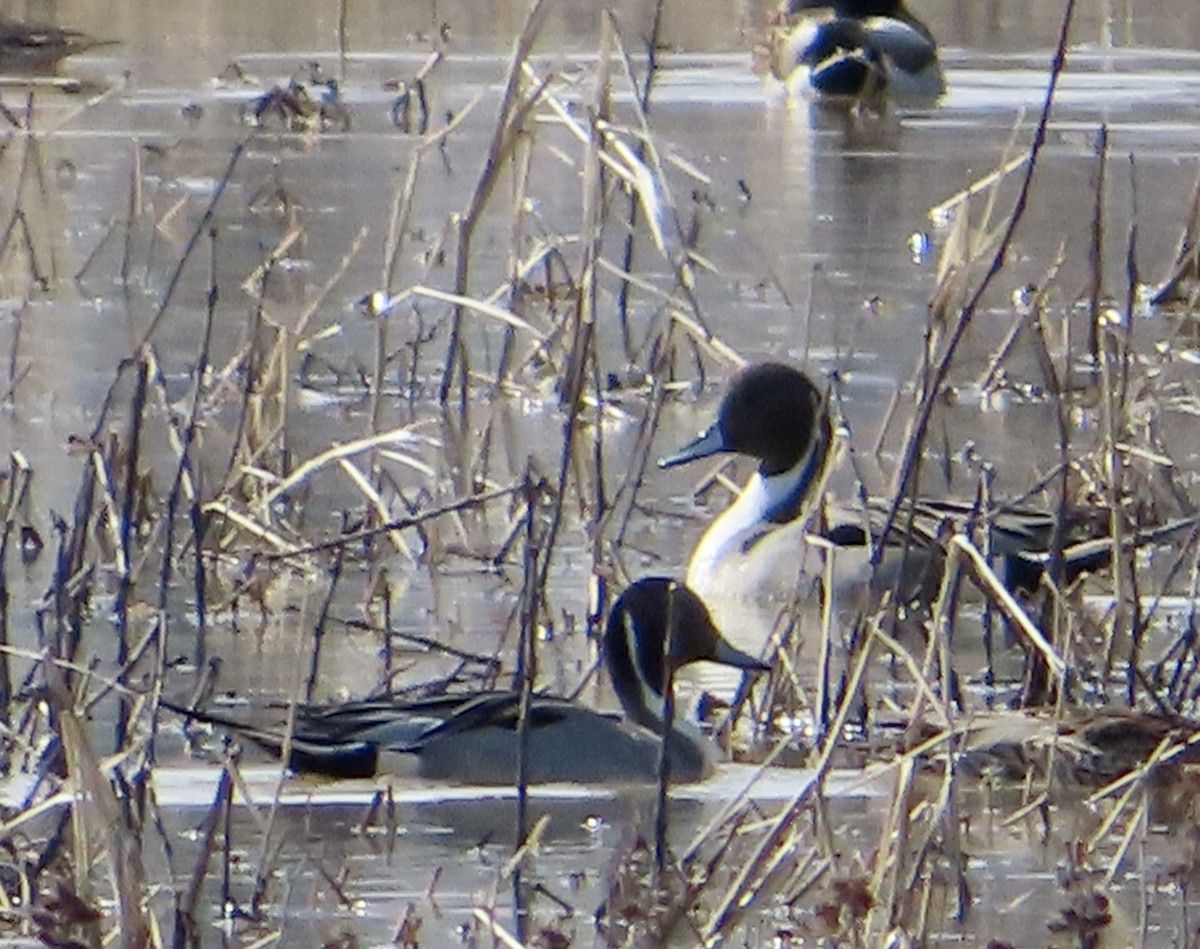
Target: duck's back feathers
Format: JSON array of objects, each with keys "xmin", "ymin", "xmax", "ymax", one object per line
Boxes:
[
  {"xmin": 166, "ymin": 692, "xmax": 718, "ymax": 784},
  {"xmin": 859, "ymin": 16, "xmax": 938, "ymax": 73}
]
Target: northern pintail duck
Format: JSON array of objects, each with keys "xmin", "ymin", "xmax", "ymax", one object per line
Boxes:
[
  {"xmin": 659, "ymin": 363, "xmax": 1114, "ymax": 626},
  {"xmin": 166, "ymin": 578, "xmax": 769, "ymax": 785},
  {"xmin": 768, "ymin": 0, "xmax": 945, "ymax": 104}
]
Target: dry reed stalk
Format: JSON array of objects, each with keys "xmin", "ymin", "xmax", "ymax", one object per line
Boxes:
[
  {"xmin": 598, "ymin": 371, "xmax": 667, "ymax": 548},
  {"xmin": 174, "ymin": 763, "xmax": 231, "ymax": 946},
  {"xmin": 246, "ymin": 692, "xmax": 312, "ymax": 919},
  {"xmin": 1085, "ymin": 126, "xmax": 1108, "ymax": 362},
  {"xmin": 951, "ymin": 536, "xmax": 1067, "ymax": 680},
  {"xmin": 0, "ymin": 96, "xmax": 45, "ymax": 290},
  {"xmin": 0, "ymin": 734, "xmax": 139, "ymax": 839},
  {"xmin": 441, "ymin": 0, "xmax": 552, "ymax": 404},
  {"xmin": 680, "ymin": 651, "xmax": 813, "ymax": 861},
  {"xmin": 405, "ymin": 285, "xmax": 546, "ymax": 340},
  {"xmin": 667, "ymin": 308, "xmax": 746, "ymax": 368},
  {"xmin": 335, "ymin": 458, "xmax": 415, "ymax": 559},
  {"xmin": 1101, "ymin": 792, "xmax": 1147, "ymax": 888},
  {"xmin": 813, "ymin": 537, "xmax": 839, "ymax": 735},
  {"xmin": 611, "ymin": 0, "xmax": 665, "ymax": 356},
  {"xmin": 44, "ymin": 658, "xmax": 152, "ymax": 947},
  {"xmin": 701, "ymin": 619, "xmax": 879, "ymax": 939},
  {"xmin": 374, "ymin": 156, "xmax": 421, "ymax": 423},
  {"xmin": 574, "ymin": 15, "xmax": 614, "ymax": 563},
  {"xmin": 156, "ymin": 228, "xmax": 219, "ymax": 668},
  {"xmin": 424, "ymin": 235, "xmax": 570, "ymax": 375},
  {"xmin": 528, "ymin": 73, "xmax": 667, "ymax": 258},
  {"xmin": 1119, "ymin": 174, "xmax": 1145, "ymax": 703},
  {"xmin": 495, "ymin": 102, "xmax": 535, "ymax": 391},
  {"xmin": 876, "ymin": 605, "xmax": 963, "ymax": 931},
  {"xmin": 1088, "ymin": 228, "xmax": 1140, "ymax": 696},
  {"xmin": 863, "ymin": 755, "xmax": 916, "ymax": 933},
  {"xmin": 336, "ymin": 0, "xmax": 348, "ymax": 83},
  {"xmin": 260, "ymin": 421, "xmax": 434, "ymax": 508},
  {"xmin": 199, "ymin": 500, "xmax": 305, "ymax": 557},
  {"xmin": 653, "ymin": 580, "xmax": 678, "ymax": 878},
  {"xmin": 113, "ymin": 353, "xmax": 150, "ymax": 750},
  {"xmin": 517, "ymin": 29, "xmax": 616, "ymax": 617},
  {"xmin": 1087, "ymin": 728, "xmax": 1200, "ymax": 842},
  {"xmin": 239, "ymin": 226, "xmax": 304, "ymax": 300},
  {"xmin": 927, "ymin": 140, "xmax": 1029, "ymax": 225},
  {"xmin": 293, "ymin": 225, "xmax": 370, "ymax": 341},
  {"xmin": 472, "ymin": 908, "xmax": 528, "ymax": 949}
]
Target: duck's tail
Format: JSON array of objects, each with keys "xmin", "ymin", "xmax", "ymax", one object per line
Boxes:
[{"xmin": 161, "ymin": 699, "xmax": 381, "ymax": 779}]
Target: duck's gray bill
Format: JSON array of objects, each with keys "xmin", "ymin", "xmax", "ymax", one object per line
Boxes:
[
  {"xmin": 658, "ymin": 423, "xmax": 726, "ymax": 469},
  {"xmin": 712, "ymin": 640, "xmax": 771, "ymax": 673}
]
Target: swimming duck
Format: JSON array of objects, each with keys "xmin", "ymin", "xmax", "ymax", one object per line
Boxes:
[
  {"xmin": 659, "ymin": 363, "xmax": 1116, "ymax": 627},
  {"xmin": 165, "ymin": 578, "xmax": 769, "ymax": 785},
  {"xmin": 0, "ymin": 16, "xmax": 114, "ymax": 74},
  {"xmin": 768, "ymin": 0, "xmax": 945, "ymax": 104}
]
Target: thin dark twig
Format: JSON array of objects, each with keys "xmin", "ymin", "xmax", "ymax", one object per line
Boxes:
[
  {"xmin": 614, "ymin": 0, "xmax": 667, "ymax": 356},
  {"xmin": 654, "ymin": 581, "xmax": 677, "ymax": 877},
  {"xmin": 174, "ymin": 764, "xmax": 232, "ymax": 947},
  {"xmin": 513, "ymin": 469, "xmax": 538, "ymax": 944},
  {"xmin": 260, "ymin": 482, "xmax": 523, "ymax": 562},
  {"xmin": 140, "ymin": 143, "xmax": 245, "ymax": 347},
  {"xmin": 1122, "ymin": 153, "xmax": 1142, "ymax": 705},
  {"xmin": 304, "ymin": 536, "xmax": 347, "ymax": 704}
]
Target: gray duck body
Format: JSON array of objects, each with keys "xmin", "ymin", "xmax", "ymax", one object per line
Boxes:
[{"xmin": 168, "ymin": 578, "xmax": 767, "ymax": 785}]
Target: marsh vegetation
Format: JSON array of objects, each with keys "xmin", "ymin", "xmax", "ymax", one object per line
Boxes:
[{"xmin": 4, "ymin": 0, "xmax": 1200, "ymax": 945}]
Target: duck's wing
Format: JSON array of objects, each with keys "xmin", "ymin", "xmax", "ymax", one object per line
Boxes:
[
  {"xmin": 402, "ymin": 692, "xmax": 612, "ymax": 747},
  {"xmin": 163, "ymin": 693, "xmax": 498, "ymax": 779},
  {"xmin": 860, "ymin": 15, "xmax": 938, "ymax": 72},
  {"xmin": 162, "ymin": 698, "xmax": 379, "ymax": 778}
]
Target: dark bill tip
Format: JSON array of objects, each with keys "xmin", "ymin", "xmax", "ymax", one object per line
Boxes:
[{"xmin": 657, "ymin": 424, "xmax": 726, "ymax": 470}]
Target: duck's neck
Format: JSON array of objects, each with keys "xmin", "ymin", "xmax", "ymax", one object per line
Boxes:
[
  {"xmin": 607, "ymin": 606, "xmax": 670, "ymax": 732},
  {"xmin": 604, "ymin": 606, "xmax": 721, "ymax": 777},
  {"xmin": 687, "ymin": 412, "xmax": 834, "ymax": 590}
]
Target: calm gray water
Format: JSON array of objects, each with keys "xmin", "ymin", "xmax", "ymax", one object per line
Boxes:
[{"xmin": 3, "ymin": 0, "xmax": 1200, "ymax": 944}]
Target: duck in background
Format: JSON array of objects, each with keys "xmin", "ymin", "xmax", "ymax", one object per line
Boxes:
[
  {"xmin": 165, "ymin": 578, "xmax": 769, "ymax": 785},
  {"xmin": 0, "ymin": 15, "xmax": 115, "ymax": 75},
  {"xmin": 767, "ymin": 0, "xmax": 945, "ymax": 105}
]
